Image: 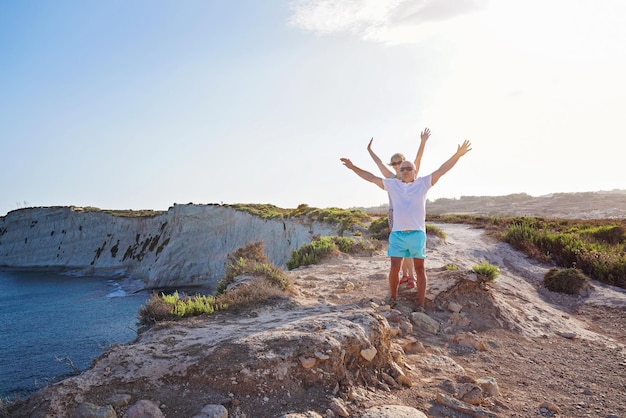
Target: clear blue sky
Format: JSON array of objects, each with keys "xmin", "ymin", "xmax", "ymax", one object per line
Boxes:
[{"xmin": 2, "ymin": 0, "xmax": 625, "ymax": 216}]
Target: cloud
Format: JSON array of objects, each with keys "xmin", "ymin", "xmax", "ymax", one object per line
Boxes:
[{"xmin": 288, "ymin": 0, "xmax": 488, "ymax": 44}]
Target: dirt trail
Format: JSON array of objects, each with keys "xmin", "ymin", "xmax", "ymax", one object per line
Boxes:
[{"xmin": 288, "ymin": 222, "xmax": 626, "ymax": 416}]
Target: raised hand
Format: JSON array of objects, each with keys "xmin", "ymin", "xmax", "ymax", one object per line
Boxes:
[
  {"xmin": 457, "ymin": 140, "xmax": 472, "ymax": 156},
  {"xmin": 340, "ymin": 157, "xmax": 355, "ymax": 169},
  {"xmin": 420, "ymin": 128, "xmax": 431, "ymax": 142}
]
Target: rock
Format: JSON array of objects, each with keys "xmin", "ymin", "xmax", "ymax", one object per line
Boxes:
[
  {"xmin": 448, "ymin": 301, "xmax": 463, "ymax": 313},
  {"xmin": 457, "ymin": 383, "xmax": 484, "ymax": 405},
  {"xmin": 381, "ymin": 371, "xmax": 401, "ymax": 388},
  {"xmin": 124, "ymin": 400, "xmax": 164, "ymax": 418},
  {"xmin": 410, "ymin": 312, "xmax": 440, "ymax": 334},
  {"xmin": 418, "ymin": 355, "xmax": 466, "ymax": 375},
  {"xmin": 539, "ymin": 401, "xmax": 561, "ymax": 414},
  {"xmin": 435, "ymin": 393, "xmax": 498, "ymax": 417},
  {"xmin": 281, "ymin": 412, "xmax": 325, "ymax": 418},
  {"xmin": 401, "ymin": 339, "xmax": 426, "ymax": 355},
  {"xmin": 476, "ymin": 377, "xmax": 500, "ymax": 397},
  {"xmin": 360, "ymin": 404, "xmax": 428, "ymax": 417},
  {"xmin": 105, "ymin": 394, "xmax": 132, "ymax": 408},
  {"xmin": 448, "ymin": 312, "xmax": 471, "ymax": 327},
  {"xmin": 299, "ymin": 356, "xmax": 317, "ymax": 368},
  {"xmin": 360, "ymin": 347, "xmax": 378, "ymax": 361},
  {"xmin": 193, "ymin": 404, "xmax": 228, "ymax": 418},
  {"xmin": 74, "ymin": 402, "xmax": 117, "ymax": 418},
  {"xmin": 452, "ymin": 332, "xmax": 488, "ymax": 351},
  {"xmin": 328, "ymin": 397, "xmax": 350, "ymax": 417}
]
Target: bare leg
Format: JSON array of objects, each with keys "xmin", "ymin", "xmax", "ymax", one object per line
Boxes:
[
  {"xmin": 401, "ymin": 257, "xmax": 415, "ymax": 278},
  {"xmin": 413, "ymin": 258, "xmax": 427, "ymax": 307},
  {"xmin": 389, "ymin": 257, "xmax": 402, "ymax": 299}
]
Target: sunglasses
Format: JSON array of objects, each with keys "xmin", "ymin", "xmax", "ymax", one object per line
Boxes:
[
  {"xmin": 399, "ymin": 167, "xmax": 414, "ymax": 172},
  {"xmin": 390, "ymin": 161, "xmax": 403, "ymax": 166}
]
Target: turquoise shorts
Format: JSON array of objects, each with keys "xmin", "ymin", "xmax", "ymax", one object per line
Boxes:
[{"xmin": 388, "ymin": 230, "xmax": 427, "ymax": 259}]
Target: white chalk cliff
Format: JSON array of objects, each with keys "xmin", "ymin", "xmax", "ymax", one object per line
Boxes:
[{"xmin": 0, "ymin": 204, "xmax": 340, "ymax": 289}]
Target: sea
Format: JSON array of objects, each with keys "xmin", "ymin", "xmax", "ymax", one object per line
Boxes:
[{"xmin": 0, "ymin": 268, "xmax": 150, "ymax": 401}]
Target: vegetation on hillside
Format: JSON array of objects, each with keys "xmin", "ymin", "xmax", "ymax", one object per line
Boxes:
[
  {"xmin": 230, "ymin": 203, "xmax": 371, "ymax": 233},
  {"xmin": 286, "ymin": 236, "xmax": 380, "ymax": 270},
  {"xmin": 137, "ymin": 236, "xmax": 381, "ymax": 326},
  {"xmin": 472, "ymin": 260, "xmax": 501, "ymax": 282},
  {"xmin": 429, "ymin": 214, "xmax": 626, "ymax": 289},
  {"xmin": 72, "ymin": 206, "xmax": 165, "ymax": 217},
  {"xmin": 543, "ymin": 268, "xmax": 591, "ymax": 295},
  {"xmin": 138, "ymin": 208, "xmax": 626, "ymax": 327},
  {"xmin": 137, "ymin": 241, "xmax": 287, "ymax": 327}
]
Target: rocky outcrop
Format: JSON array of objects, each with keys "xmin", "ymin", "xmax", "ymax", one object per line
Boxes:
[{"xmin": 0, "ymin": 204, "xmax": 339, "ymax": 289}]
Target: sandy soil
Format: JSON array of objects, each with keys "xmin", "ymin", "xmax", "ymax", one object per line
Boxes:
[{"xmin": 287, "ymin": 223, "xmax": 626, "ymax": 417}]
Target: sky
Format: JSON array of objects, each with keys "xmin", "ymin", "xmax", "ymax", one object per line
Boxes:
[{"xmin": 2, "ymin": 0, "xmax": 625, "ymax": 217}]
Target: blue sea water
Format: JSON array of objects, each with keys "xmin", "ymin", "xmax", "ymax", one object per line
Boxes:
[{"xmin": 0, "ymin": 269, "xmax": 150, "ymax": 400}]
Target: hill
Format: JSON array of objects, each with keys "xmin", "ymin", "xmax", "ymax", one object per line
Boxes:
[
  {"xmin": 6, "ymin": 223, "xmax": 626, "ymax": 417},
  {"xmin": 427, "ymin": 190, "xmax": 626, "ymax": 219},
  {"xmin": 362, "ymin": 190, "xmax": 626, "ymax": 219}
]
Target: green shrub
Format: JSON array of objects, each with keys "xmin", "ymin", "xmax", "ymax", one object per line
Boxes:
[
  {"xmin": 286, "ymin": 236, "xmax": 336, "ymax": 270},
  {"xmin": 139, "ymin": 241, "xmax": 288, "ymax": 327},
  {"xmin": 137, "ymin": 291, "xmax": 220, "ymax": 326},
  {"xmin": 543, "ymin": 268, "xmax": 590, "ymax": 295},
  {"xmin": 230, "ymin": 204, "xmax": 371, "ymax": 233},
  {"xmin": 286, "ymin": 236, "xmax": 377, "ymax": 270},
  {"xmin": 217, "ymin": 242, "xmax": 288, "ymax": 293},
  {"xmin": 369, "ymin": 217, "xmax": 390, "ymax": 240},
  {"xmin": 426, "ymin": 224, "xmax": 446, "ymax": 240},
  {"xmin": 472, "ymin": 260, "xmax": 500, "ymax": 282}
]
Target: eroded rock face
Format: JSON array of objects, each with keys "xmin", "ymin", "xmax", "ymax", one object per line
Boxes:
[
  {"xmin": 10, "ymin": 308, "xmax": 405, "ymax": 417},
  {"xmin": 0, "ymin": 204, "xmax": 339, "ymax": 288}
]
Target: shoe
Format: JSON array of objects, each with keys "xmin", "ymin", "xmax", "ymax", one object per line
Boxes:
[
  {"xmin": 406, "ymin": 278, "xmax": 416, "ymax": 289},
  {"xmin": 399, "ymin": 275, "xmax": 409, "ymax": 285},
  {"xmin": 413, "ymin": 305, "xmax": 425, "ymax": 313},
  {"xmin": 387, "ymin": 298, "xmax": 398, "ymax": 308}
]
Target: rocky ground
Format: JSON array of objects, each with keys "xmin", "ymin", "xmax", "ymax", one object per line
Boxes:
[{"xmin": 5, "ymin": 223, "xmax": 626, "ymax": 418}]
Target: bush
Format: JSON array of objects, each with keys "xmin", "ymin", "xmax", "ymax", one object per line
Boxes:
[
  {"xmin": 217, "ymin": 241, "xmax": 288, "ymax": 294},
  {"xmin": 286, "ymin": 236, "xmax": 378, "ymax": 270},
  {"xmin": 138, "ymin": 241, "xmax": 288, "ymax": 327},
  {"xmin": 472, "ymin": 260, "xmax": 500, "ymax": 282},
  {"xmin": 137, "ymin": 291, "xmax": 220, "ymax": 326},
  {"xmin": 426, "ymin": 224, "xmax": 446, "ymax": 240},
  {"xmin": 543, "ymin": 268, "xmax": 590, "ymax": 295},
  {"xmin": 369, "ymin": 217, "xmax": 390, "ymax": 240}
]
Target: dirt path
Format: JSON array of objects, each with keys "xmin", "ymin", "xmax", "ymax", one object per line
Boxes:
[{"xmin": 289, "ymin": 222, "xmax": 626, "ymax": 417}]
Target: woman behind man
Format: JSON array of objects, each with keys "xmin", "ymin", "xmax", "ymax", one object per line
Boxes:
[{"xmin": 367, "ymin": 127, "xmax": 431, "ymax": 288}]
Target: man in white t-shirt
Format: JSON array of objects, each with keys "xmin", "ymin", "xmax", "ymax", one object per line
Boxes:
[{"xmin": 340, "ymin": 140, "xmax": 471, "ymax": 310}]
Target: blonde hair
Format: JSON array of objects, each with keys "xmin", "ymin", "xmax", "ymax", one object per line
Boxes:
[{"xmin": 388, "ymin": 153, "xmax": 405, "ymax": 165}]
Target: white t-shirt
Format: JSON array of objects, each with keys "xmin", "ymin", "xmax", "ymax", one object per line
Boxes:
[{"xmin": 383, "ymin": 174, "xmax": 432, "ymax": 232}]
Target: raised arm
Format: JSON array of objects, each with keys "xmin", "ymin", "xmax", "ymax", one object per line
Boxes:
[
  {"xmin": 431, "ymin": 140, "xmax": 472, "ymax": 186},
  {"xmin": 340, "ymin": 158, "xmax": 385, "ymax": 189},
  {"xmin": 413, "ymin": 127, "xmax": 431, "ymax": 174},
  {"xmin": 367, "ymin": 138, "xmax": 394, "ymax": 178}
]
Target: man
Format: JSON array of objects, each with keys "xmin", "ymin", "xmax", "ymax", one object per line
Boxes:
[
  {"xmin": 340, "ymin": 139, "xmax": 472, "ymax": 310},
  {"xmin": 367, "ymin": 127, "xmax": 431, "ymax": 288}
]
